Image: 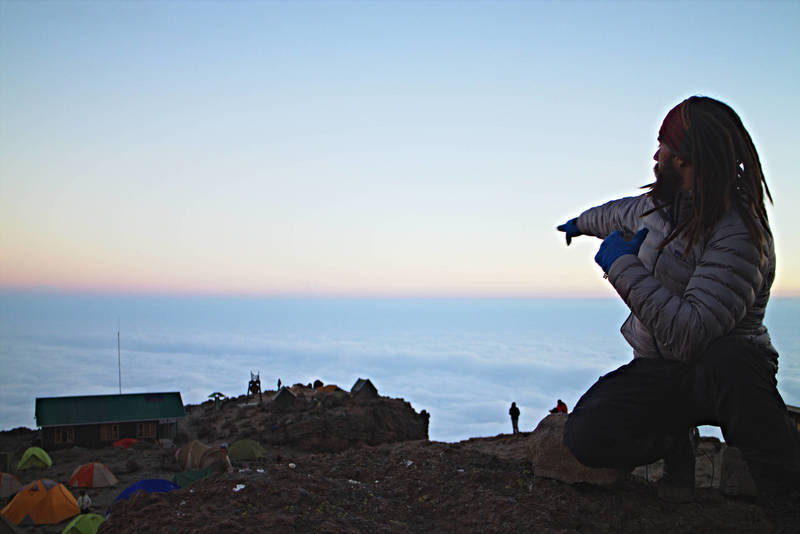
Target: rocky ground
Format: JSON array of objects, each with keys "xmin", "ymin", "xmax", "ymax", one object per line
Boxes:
[{"xmin": 1, "ymin": 388, "xmax": 775, "ymax": 533}]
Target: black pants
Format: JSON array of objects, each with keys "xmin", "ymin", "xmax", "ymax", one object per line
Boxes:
[{"xmin": 564, "ymin": 336, "xmax": 800, "ymax": 473}]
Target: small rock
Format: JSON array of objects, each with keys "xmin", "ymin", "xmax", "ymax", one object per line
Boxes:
[{"xmin": 125, "ymin": 458, "xmax": 140, "ymax": 473}]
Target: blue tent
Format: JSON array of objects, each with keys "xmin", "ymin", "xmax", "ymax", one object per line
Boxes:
[{"xmin": 109, "ymin": 479, "xmax": 180, "ymax": 513}]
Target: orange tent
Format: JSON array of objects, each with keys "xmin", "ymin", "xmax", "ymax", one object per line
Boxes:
[
  {"xmin": 1, "ymin": 479, "xmax": 79, "ymax": 525},
  {"xmin": 68, "ymin": 463, "xmax": 119, "ymax": 488},
  {"xmin": 0, "ymin": 473, "xmax": 22, "ymax": 499}
]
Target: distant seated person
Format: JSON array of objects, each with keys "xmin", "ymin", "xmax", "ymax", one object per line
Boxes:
[{"xmin": 549, "ymin": 399, "xmax": 568, "ymax": 414}]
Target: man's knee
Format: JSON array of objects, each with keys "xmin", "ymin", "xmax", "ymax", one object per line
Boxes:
[{"xmin": 564, "ymin": 412, "xmax": 608, "ymax": 468}]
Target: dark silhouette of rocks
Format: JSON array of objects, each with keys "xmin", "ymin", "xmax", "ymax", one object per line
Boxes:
[
  {"xmin": 186, "ymin": 384, "xmax": 429, "ymax": 453},
  {"xmin": 0, "ymin": 387, "xmax": 776, "ymax": 533}
]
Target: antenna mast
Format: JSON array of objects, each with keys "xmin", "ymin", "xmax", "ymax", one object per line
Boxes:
[{"xmin": 117, "ymin": 318, "xmax": 122, "ymax": 394}]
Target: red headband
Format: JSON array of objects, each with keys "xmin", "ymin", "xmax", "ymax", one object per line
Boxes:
[{"xmin": 659, "ymin": 100, "xmax": 692, "ymax": 162}]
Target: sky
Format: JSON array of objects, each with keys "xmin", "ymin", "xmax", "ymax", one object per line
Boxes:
[{"xmin": 1, "ymin": 1, "xmax": 799, "ymax": 298}]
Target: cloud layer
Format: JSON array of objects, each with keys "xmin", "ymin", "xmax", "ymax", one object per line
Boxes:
[{"xmin": 1, "ymin": 295, "xmax": 797, "ymax": 442}]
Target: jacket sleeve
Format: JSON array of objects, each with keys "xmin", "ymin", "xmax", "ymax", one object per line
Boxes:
[
  {"xmin": 577, "ymin": 195, "xmax": 653, "ymax": 239},
  {"xmin": 607, "ymin": 218, "xmax": 764, "ymax": 362}
]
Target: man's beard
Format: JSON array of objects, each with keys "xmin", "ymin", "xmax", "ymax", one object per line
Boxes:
[{"xmin": 650, "ymin": 160, "xmax": 683, "ymax": 204}]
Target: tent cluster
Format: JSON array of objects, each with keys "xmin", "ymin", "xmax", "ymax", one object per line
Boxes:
[
  {"xmin": 0, "ymin": 445, "xmax": 181, "ymax": 532},
  {"xmin": 165, "ymin": 438, "xmax": 268, "ymax": 488},
  {"xmin": 226, "ymin": 377, "xmax": 378, "ymax": 408},
  {"xmin": 166, "ymin": 439, "xmax": 237, "ymax": 488},
  {"xmin": 256, "ymin": 378, "xmax": 378, "ymax": 410},
  {"xmin": 3, "ymin": 380, "xmax": 378, "ymax": 530}
]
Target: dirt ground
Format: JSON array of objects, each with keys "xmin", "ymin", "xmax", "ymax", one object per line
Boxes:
[{"xmin": 2, "ymin": 425, "xmax": 774, "ymax": 534}]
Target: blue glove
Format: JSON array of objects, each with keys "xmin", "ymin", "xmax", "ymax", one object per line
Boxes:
[
  {"xmin": 594, "ymin": 228, "xmax": 649, "ymax": 273},
  {"xmin": 556, "ymin": 218, "xmax": 581, "ymax": 245}
]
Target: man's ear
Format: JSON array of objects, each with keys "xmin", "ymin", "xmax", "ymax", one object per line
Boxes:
[{"xmin": 673, "ymin": 153, "xmax": 691, "ymax": 169}]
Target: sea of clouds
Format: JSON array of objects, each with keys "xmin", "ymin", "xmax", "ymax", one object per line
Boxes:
[{"xmin": 1, "ymin": 294, "xmax": 797, "ymax": 443}]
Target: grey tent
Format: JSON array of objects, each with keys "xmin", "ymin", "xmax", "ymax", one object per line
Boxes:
[
  {"xmin": 272, "ymin": 387, "xmax": 296, "ymax": 408},
  {"xmin": 350, "ymin": 378, "xmax": 378, "ymax": 399}
]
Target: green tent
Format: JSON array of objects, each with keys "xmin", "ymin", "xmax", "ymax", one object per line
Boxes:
[
  {"xmin": 17, "ymin": 447, "xmax": 52, "ymax": 470},
  {"xmin": 172, "ymin": 466, "xmax": 213, "ymax": 488},
  {"xmin": 61, "ymin": 513, "xmax": 104, "ymax": 534},
  {"xmin": 228, "ymin": 439, "xmax": 266, "ymax": 462}
]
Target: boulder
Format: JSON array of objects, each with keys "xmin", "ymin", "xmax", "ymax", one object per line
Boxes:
[
  {"xmin": 719, "ymin": 445, "xmax": 757, "ymax": 497},
  {"xmin": 125, "ymin": 458, "xmax": 140, "ymax": 473},
  {"xmin": 527, "ymin": 414, "xmax": 628, "ymax": 485}
]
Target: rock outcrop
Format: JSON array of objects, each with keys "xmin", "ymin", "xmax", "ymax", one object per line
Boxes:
[
  {"xmin": 260, "ymin": 393, "xmax": 430, "ymax": 452},
  {"xmin": 527, "ymin": 413, "xmax": 628, "ymax": 485},
  {"xmin": 187, "ymin": 385, "xmax": 430, "ymax": 454}
]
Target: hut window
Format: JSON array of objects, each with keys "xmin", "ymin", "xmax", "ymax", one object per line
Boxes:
[
  {"xmin": 54, "ymin": 427, "xmax": 74, "ymax": 443},
  {"xmin": 137, "ymin": 422, "xmax": 157, "ymax": 439},
  {"xmin": 99, "ymin": 424, "xmax": 119, "ymax": 441}
]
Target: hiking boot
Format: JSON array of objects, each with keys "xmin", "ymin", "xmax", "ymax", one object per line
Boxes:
[{"xmin": 657, "ymin": 432, "xmax": 696, "ymax": 503}]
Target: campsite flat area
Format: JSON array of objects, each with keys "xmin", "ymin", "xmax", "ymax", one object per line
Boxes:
[{"xmin": 1, "ymin": 396, "xmax": 774, "ymax": 533}]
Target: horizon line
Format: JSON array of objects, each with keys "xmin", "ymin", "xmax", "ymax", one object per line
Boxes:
[{"xmin": 1, "ymin": 286, "xmax": 799, "ymax": 300}]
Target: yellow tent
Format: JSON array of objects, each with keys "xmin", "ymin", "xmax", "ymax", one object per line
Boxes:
[
  {"xmin": 16, "ymin": 447, "xmax": 52, "ymax": 471},
  {"xmin": 228, "ymin": 439, "xmax": 266, "ymax": 461},
  {"xmin": 61, "ymin": 513, "xmax": 104, "ymax": 534}
]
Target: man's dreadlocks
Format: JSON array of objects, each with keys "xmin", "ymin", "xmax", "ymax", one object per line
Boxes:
[{"xmin": 646, "ymin": 96, "xmax": 773, "ymax": 257}]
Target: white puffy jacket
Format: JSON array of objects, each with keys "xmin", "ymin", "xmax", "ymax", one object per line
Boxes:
[{"xmin": 577, "ymin": 191, "xmax": 776, "ymax": 364}]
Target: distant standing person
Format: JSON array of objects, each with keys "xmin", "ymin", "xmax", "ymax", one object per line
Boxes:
[
  {"xmin": 77, "ymin": 490, "xmax": 91, "ymax": 514},
  {"xmin": 509, "ymin": 402, "xmax": 520, "ymax": 435}
]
